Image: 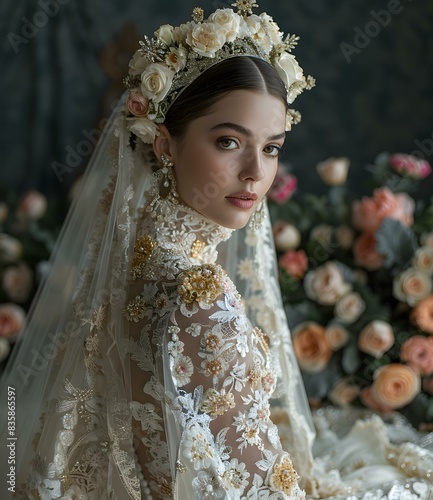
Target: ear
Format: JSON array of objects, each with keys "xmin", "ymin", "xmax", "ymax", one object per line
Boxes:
[{"xmin": 152, "ymin": 124, "xmax": 176, "ymax": 164}]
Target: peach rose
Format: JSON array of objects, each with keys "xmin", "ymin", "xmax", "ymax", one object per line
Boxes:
[
  {"xmin": 334, "ymin": 292, "xmax": 365, "ymax": 323},
  {"xmin": 334, "ymin": 225, "xmax": 355, "ymax": 250},
  {"xmin": 400, "ymin": 336, "xmax": 433, "ymax": 375},
  {"xmin": 393, "ymin": 267, "xmax": 432, "ymax": 306},
  {"xmin": 358, "ymin": 320, "xmax": 395, "ymax": 358},
  {"xmin": 360, "ymin": 386, "xmax": 393, "ymax": 413},
  {"xmin": 371, "ymin": 364, "xmax": 421, "ymax": 409},
  {"xmin": 352, "ymin": 187, "xmax": 415, "ymax": 233},
  {"xmin": 16, "ymin": 190, "xmax": 47, "ymax": 220},
  {"xmin": 0, "ymin": 303, "xmax": 26, "ymax": 338},
  {"xmin": 126, "ymin": 89, "xmax": 150, "ymax": 118},
  {"xmin": 316, "ymin": 157, "xmax": 350, "ymax": 186},
  {"xmin": 353, "ymin": 232, "xmax": 386, "ymax": 271},
  {"xmin": 2, "ymin": 262, "xmax": 33, "ymax": 303},
  {"xmin": 422, "ymin": 377, "xmax": 433, "ymax": 395},
  {"xmin": 278, "ymin": 250, "xmax": 308, "ymax": 279},
  {"xmin": 304, "ymin": 262, "xmax": 351, "ymax": 306},
  {"xmin": 412, "ymin": 247, "xmax": 433, "ymax": 276},
  {"xmin": 273, "ymin": 222, "xmax": 301, "ymax": 251},
  {"xmin": 292, "ymin": 321, "xmax": 332, "ymax": 373},
  {"xmin": 325, "ymin": 323, "xmax": 350, "ymax": 350},
  {"xmin": 411, "ymin": 295, "xmax": 433, "ymax": 334},
  {"xmin": 0, "ymin": 234, "xmax": 22, "ymax": 262},
  {"xmin": 329, "ymin": 378, "xmax": 360, "ymax": 406}
]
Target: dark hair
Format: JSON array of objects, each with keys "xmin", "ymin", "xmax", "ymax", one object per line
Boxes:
[{"xmin": 163, "ymin": 56, "xmax": 288, "ymax": 140}]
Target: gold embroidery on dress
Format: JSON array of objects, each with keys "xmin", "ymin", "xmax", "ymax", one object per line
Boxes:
[
  {"xmin": 191, "ymin": 238, "xmax": 206, "ymax": 259},
  {"xmin": 178, "ymin": 264, "xmax": 224, "ymax": 306}
]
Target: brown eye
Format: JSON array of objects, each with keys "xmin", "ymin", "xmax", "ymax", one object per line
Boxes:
[
  {"xmin": 218, "ymin": 138, "xmax": 238, "ymax": 150},
  {"xmin": 263, "ymin": 145, "xmax": 281, "ymax": 157}
]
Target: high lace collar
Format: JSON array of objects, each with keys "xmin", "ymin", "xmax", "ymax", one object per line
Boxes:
[{"xmin": 141, "ymin": 193, "xmax": 234, "ymax": 265}]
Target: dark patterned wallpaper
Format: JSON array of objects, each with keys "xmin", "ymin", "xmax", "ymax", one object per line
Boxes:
[{"xmin": 1, "ymin": 0, "xmax": 432, "ymax": 198}]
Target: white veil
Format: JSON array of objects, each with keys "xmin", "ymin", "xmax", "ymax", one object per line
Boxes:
[{"xmin": 0, "ymin": 93, "xmax": 315, "ymax": 497}]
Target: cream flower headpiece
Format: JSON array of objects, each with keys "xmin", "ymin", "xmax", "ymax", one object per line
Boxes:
[{"xmin": 124, "ymin": 0, "xmax": 315, "ymax": 144}]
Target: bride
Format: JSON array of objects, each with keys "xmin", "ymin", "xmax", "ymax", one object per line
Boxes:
[{"xmin": 0, "ymin": 2, "xmax": 432, "ymax": 499}]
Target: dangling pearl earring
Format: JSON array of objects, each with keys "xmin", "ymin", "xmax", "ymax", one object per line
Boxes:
[
  {"xmin": 248, "ymin": 199, "xmax": 266, "ymax": 231},
  {"xmin": 159, "ymin": 154, "xmax": 178, "ymax": 198}
]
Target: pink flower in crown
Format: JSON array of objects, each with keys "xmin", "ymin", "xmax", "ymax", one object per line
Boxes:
[
  {"xmin": 278, "ymin": 250, "xmax": 308, "ymax": 279},
  {"xmin": 126, "ymin": 89, "xmax": 150, "ymax": 118},
  {"xmin": 268, "ymin": 170, "xmax": 297, "ymax": 204},
  {"xmin": 389, "ymin": 153, "xmax": 432, "ymax": 180}
]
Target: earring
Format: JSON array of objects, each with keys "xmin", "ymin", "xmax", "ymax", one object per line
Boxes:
[
  {"xmin": 249, "ymin": 199, "xmax": 266, "ymax": 231},
  {"xmin": 159, "ymin": 154, "xmax": 178, "ymax": 198}
]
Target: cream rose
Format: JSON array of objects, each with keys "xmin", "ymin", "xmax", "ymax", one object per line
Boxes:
[
  {"xmin": 420, "ymin": 232, "xmax": 433, "ymax": 249},
  {"xmin": 0, "ymin": 338, "xmax": 10, "ymax": 362},
  {"xmin": 316, "ymin": 157, "xmax": 350, "ymax": 186},
  {"xmin": 245, "ymin": 15, "xmax": 272, "ymax": 53},
  {"xmin": 329, "ymin": 378, "xmax": 360, "ymax": 406},
  {"xmin": 259, "ymin": 13, "xmax": 283, "ymax": 44},
  {"xmin": 273, "ymin": 222, "xmax": 301, "ymax": 251},
  {"xmin": 165, "ymin": 46, "xmax": 187, "ymax": 72},
  {"xmin": 335, "ymin": 225, "xmax": 355, "ymax": 250},
  {"xmin": 141, "ymin": 63, "xmax": 174, "ymax": 103},
  {"xmin": 310, "ymin": 224, "xmax": 333, "ymax": 250},
  {"xmin": 209, "ymin": 9, "xmax": 241, "ymax": 42},
  {"xmin": 154, "ymin": 24, "xmax": 174, "ymax": 46},
  {"xmin": 413, "ymin": 246, "xmax": 433, "ymax": 276},
  {"xmin": 371, "ymin": 364, "xmax": 421, "ymax": 409},
  {"xmin": 173, "ymin": 21, "xmax": 196, "ymax": 44},
  {"xmin": 0, "ymin": 234, "xmax": 22, "ymax": 262},
  {"xmin": 126, "ymin": 90, "xmax": 149, "ymax": 118},
  {"xmin": 334, "ymin": 292, "xmax": 365, "ymax": 323},
  {"xmin": 275, "ymin": 52, "xmax": 305, "ymax": 103},
  {"xmin": 325, "ymin": 323, "xmax": 350, "ymax": 350},
  {"xmin": 358, "ymin": 320, "xmax": 394, "ymax": 358},
  {"xmin": 186, "ymin": 22, "xmax": 227, "ymax": 58},
  {"xmin": 127, "ymin": 118, "xmax": 160, "ymax": 144},
  {"xmin": 128, "ymin": 50, "xmax": 148, "ymax": 76},
  {"xmin": 400, "ymin": 336, "xmax": 433, "ymax": 376},
  {"xmin": 304, "ymin": 262, "xmax": 351, "ymax": 306},
  {"xmin": 0, "ymin": 303, "xmax": 26, "ymax": 338},
  {"xmin": 2, "ymin": 262, "xmax": 33, "ymax": 303},
  {"xmin": 292, "ymin": 322, "xmax": 332, "ymax": 373},
  {"xmin": 17, "ymin": 190, "xmax": 47, "ymax": 220},
  {"xmin": 411, "ymin": 295, "xmax": 433, "ymax": 334},
  {"xmin": 393, "ymin": 267, "xmax": 432, "ymax": 306}
]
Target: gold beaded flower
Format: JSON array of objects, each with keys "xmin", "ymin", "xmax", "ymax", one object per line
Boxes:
[
  {"xmin": 132, "ymin": 234, "xmax": 156, "ymax": 267},
  {"xmin": 269, "ymin": 455, "xmax": 299, "ymax": 495},
  {"xmin": 178, "ymin": 264, "xmax": 224, "ymax": 307},
  {"xmin": 200, "ymin": 388, "xmax": 236, "ymax": 417},
  {"xmin": 123, "ymin": 295, "xmax": 146, "ymax": 322}
]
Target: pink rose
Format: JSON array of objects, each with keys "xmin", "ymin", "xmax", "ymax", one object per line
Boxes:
[
  {"xmin": 329, "ymin": 378, "xmax": 360, "ymax": 406},
  {"xmin": 16, "ymin": 190, "xmax": 47, "ymax": 220},
  {"xmin": 353, "ymin": 232, "xmax": 386, "ymax": 271},
  {"xmin": 358, "ymin": 320, "xmax": 395, "ymax": 358},
  {"xmin": 352, "ymin": 187, "xmax": 415, "ymax": 233},
  {"xmin": 126, "ymin": 89, "xmax": 150, "ymax": 118},
  {"xmin": 304, "ymin": 262, "xmax": 351, "ymax": 306},
  {"xmin": 0, "ymin": 303, "xmax": 26, "ymax": 338},
  {"xmin": 2, "ymin": 262, "xmax": 33, "ymax": 303},
  {"xmin": 278, "ymin": 250, "xmax": 308, "ymax": 279},
  {"xmin": 371, "ymin": 364, "xmax": 421, "ymax": 409},
  {"xmin": 292, "ymin": 321, "xmax": 332, "ymax": 373},
  {"xmin": 400, "ymin": 336, "xmax": 433, "ymax": 376},
  {"xmin": 389, "ymin": 153, "xmax": 432, "ymax": 179},
  {"xmin": 268, "ymin": 169, "xmax": 297, "ymax": 204}
]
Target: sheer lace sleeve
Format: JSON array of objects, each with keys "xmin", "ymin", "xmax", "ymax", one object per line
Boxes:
[{"xmin": 167, "ymin": 263, "xmax": 304, "ymax": 499}]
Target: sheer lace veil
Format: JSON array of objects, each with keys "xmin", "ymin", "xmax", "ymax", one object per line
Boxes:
[{"xmin": 0, "ymin": 92, "xmax": 315, "ymax": 496}]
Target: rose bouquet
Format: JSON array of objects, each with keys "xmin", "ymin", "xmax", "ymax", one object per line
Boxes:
[
  {"xmin": 269, "ymin": 153, "xmax": 433, "ymax": 430},
  {"xmin": 0, "ymin": 189, "xmax": 66, "ymax": 369}
]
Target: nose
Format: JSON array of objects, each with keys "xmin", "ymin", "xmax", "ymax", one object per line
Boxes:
[{"xmin": 239, "ymin": 148, "xmax": 265, "ymax": 182}]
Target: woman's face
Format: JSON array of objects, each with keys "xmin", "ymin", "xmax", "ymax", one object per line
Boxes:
[{"xmin": 165, "ymin": 90, "xmax": 287, "ymax": 229}]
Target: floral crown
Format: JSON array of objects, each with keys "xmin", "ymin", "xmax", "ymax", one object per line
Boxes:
[{"xmin": 123, "ymin": 0, "xmax": 315, "ymax": 144}]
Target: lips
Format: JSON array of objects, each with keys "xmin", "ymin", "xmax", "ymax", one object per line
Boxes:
[
  {"xmin": 225, "ymin": 192, "xmax": 257, "ymax": 209},
  {"xmin": 225, "ymin": 191, "xmax": 258, "ymax": 201}
]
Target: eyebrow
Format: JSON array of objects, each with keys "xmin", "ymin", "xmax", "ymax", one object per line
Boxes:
[{"xmin": 209, "ymin": 122, "xmax": 286, "ymax": 141}]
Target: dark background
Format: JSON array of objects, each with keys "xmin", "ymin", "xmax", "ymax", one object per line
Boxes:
[{"xmin": 1, "ymin": 0, "xmax": 432, "ymax": 202}]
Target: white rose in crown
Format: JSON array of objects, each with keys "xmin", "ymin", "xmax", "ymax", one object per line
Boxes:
[
  {"xmin": 275, "ymin": 52, "xmax": 305, "ymax": 103},
  {"xmin": 209, "ymin": 9, "xmax": 242, "ymax": 42},
  {"xmin": 166, "ymin": 46, "xmax": 188, "ymax": 72},
  {"xmin": 259, "ymin": 13, "xmax": 283, "ymax": 44},
  {"xmin": 141, "ymin": 63, "xmax": 175, "ymax": 103},
  {"xmin": 129, "ymin": 51, "xmax": 149, "ymax": 76},
  {"xmin": 173, "ymin": 21, "xmax": 195, "ymax": 44},
  {"xmin": 246, "ymin": 15, "xmax": 272, "ymax": 53},
  {"xmin": 155, "ymin": 24, "xmax": 175, "ymax": 46},
  {"xmin": 186, "ymin": 22, "xmax": 227, "ymax": 58},
  {"xmin": 128, "ymin": 118, "xmax": 160, "ymax": 143}
]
